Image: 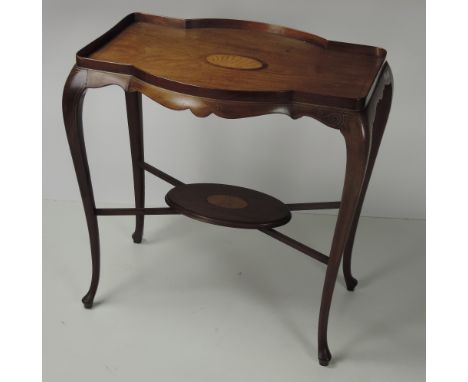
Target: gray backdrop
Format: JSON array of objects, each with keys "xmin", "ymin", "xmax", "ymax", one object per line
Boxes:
[{"xmin": 43, "ymin": 0, "xmax": 425, "ymax": 219}]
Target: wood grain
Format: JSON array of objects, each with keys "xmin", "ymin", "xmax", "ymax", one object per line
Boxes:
[
  {"xmin": 77, "ymin": 13, "xmax": 386, "ymax": 110},
  {"xmin": 165, "ymin": 183, "xmax": 291, "ymax": 229},
  {"xmin": 63, "ymin": 13, "xmax": 394, "ymax": 366}
]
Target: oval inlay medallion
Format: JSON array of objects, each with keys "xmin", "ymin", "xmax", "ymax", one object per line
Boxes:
[
  {"xmin": 206, "ymin": 54, "xmax": 264, "ymax": 70},
  {"xmin": 207, "ymin": 194, "xmax": 248, "ymax": 209}
]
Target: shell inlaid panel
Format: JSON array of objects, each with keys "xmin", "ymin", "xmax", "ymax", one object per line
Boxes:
[
  {"xmin": 207, "ymin": 194, "xmax": 249, "ymax": 209},
  {"xmin": 206, "ymin": 54, "xmax": 264, "ymax": 70}
]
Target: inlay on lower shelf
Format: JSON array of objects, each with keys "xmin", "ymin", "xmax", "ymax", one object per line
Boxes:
[{"xmin": 63, "ymin": 12, "xmax": 393, "ymax": 366}]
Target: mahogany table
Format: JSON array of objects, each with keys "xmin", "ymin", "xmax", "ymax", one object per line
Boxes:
[{"xmin": 62, "ymin": 13, "xmax": 393, "ymax": 366}]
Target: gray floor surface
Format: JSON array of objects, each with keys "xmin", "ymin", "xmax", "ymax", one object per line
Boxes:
[{"xmin": 43, "ymin": 200, "xmax": 425, "ymax": 381}]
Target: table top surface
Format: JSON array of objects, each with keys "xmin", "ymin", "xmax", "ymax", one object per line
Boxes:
[{"xmin": 77, "ymin": 13, "xmax": 387, "ymax": 110}]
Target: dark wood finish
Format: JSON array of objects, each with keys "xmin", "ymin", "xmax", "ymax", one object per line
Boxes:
[
  {"xmin": 62, "ymin": 13, "xmax": 394, "ymax": 366},
  {"xmin": 141, "ymin": 162, "xmax": 184, "ymax": 187},
  {"xmin": 165, "ymin": 183, "xmax": 291, "ymax": 229},
  {"xmin": 77, "ymin": 13, "xmax": 385, "ymax": 110},
  {"xmin": 286, "ymin": 202, "xmax": 341, "ymax": 211},
  {"xmin": 259, "ymin": 228, "xmax": 329, "ymax": 264},
  {"xmin": 81, "ymin": 65, "xmax": 356, "ymax": 123},
  {"xmin": 95, "ymin": 207, "xmax": 179, "ymax": 216},
  {"xmin": 62, "ymin": 67, "xmax": 100, "ymax": 309},
  {"xmin": 126, "ymin": 92, "xmax": 145, "ymax": 243},
  {"xmin": 317, "ymin": 63, "xmax": 393, "ymax": 366},
  {"xmin": 341, "ymin": 66, "xmax": 393, "ymax": 292}
]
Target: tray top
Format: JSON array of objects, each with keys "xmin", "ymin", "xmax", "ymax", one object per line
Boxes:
[{"xmin": 77, "ymin": 13, "xmax": 387, "ymax": 110}]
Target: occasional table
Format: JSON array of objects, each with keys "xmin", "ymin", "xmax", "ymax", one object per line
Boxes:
[{"xmin": 62, "ymin": 13, "xmax": 393, "ymax": 366}]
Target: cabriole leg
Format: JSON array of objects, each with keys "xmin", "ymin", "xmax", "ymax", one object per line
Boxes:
[
  {"xmin": 318, "ymin": 116, "xmax": 370, "ymax": 366},
  {"xmin": 125, "ymin": 91, "xmax": 145, "ymax": 243},
  {"xmin": 62, "ymin": 66, "xmax": 100, "ymax": 309},
  {"xmin": 318, "ymin": 63, "xmax": 393, "ymax": 365},
  {"xmin": 342, "ymin": 66, "xmax": 394, "ymax": 291}
]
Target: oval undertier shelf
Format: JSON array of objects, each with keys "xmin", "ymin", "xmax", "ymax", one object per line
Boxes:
[{"xmin": 165, "ymin": 183, "xmax": 291, "ymax": 229}]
